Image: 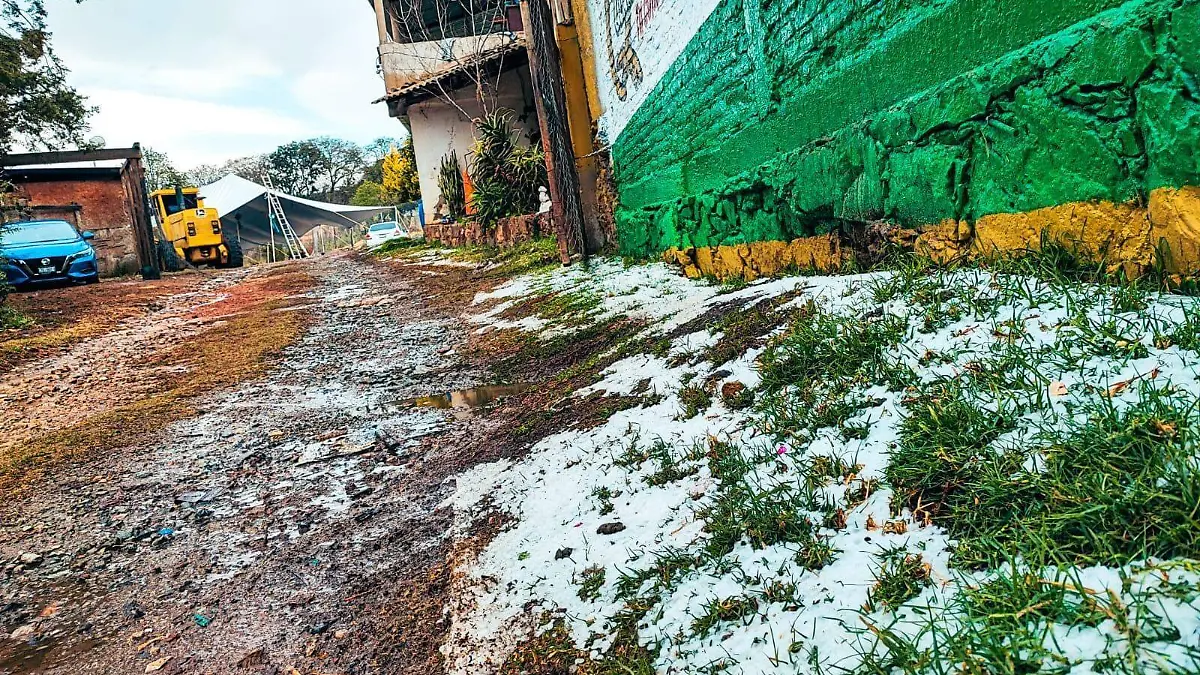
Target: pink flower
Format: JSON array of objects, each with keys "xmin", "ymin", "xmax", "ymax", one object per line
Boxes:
[{"xmin": 777, "ymin": 445, "xmax": 789, "ymax": 455}]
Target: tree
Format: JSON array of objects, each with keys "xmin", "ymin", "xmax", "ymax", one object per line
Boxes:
[
  {"xmin": 267, "ymin": 141, "xmax": 324, "ymax": 198},
  {"xmin": 186, "ymin": 155, "xmax": 269, "ymax": 188},
  {"xmin": 143, "ymin": 147, "xmax": 188, "ymax": 192},
  {"xmin": 310, "ymin": 137, "xmax": 368, "ymax": 204},
  {"xmin": 350, "ymin": 180, "xmax": 387, "ymax": 207},
  {"xmin": 381, "ymin": 138, "xmax": 421, "ymax": 204},
  {"xmin": 186, "ymin": 163, "xmax": 224, "ymax": 188},
  {"xmin": 364, "ymin": 137, "xmax": 403, "ymax": 163},
  {"xmin": 0, "ymin": 0, "xmax": 93, "ymax": 155}
]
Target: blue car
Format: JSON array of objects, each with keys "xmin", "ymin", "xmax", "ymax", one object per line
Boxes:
[{"xmin": 1, "ymin": 219, "xmax": 100, "ymax": 290}]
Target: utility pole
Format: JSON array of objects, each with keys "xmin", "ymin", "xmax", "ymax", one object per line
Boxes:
[{"xmin": 521, "ymin": 0, "xmax": 587, "ymax": 265}]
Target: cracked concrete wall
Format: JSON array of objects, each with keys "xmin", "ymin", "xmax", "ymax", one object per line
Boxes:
[{"xmin": 601, "ymin": 0, "xmax": 1200, "ymax": 261}]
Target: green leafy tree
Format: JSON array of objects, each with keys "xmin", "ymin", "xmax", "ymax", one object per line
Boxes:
[
  {"xmin": 310, "ymin": 136, "xmax": 368, "ymax": 204},
  {"xmin": 0, "ymin": 0, "xmax": 93, "ymax": 155},
  {"xmin": 143, "ymin": 147, "xmax": 188, "ymax": 192},
  {"xmin": 350, "ymin": 180, "xmax": 386, "ymax": 207},
  {"xmin": 267, "ymin": 140, "xmax": 325, "ymax": 198}
]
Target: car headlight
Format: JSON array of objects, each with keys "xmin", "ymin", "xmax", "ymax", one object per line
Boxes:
[{"xmin": 65, "ymin": 248, "xmax": 94, "ymax": 264}]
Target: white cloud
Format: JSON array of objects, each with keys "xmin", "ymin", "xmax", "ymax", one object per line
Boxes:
[
  {"xmin": 83, "ymin": 88, "xmax": 314, "ymax": 166},
  {"xmin": 46, "ymin": 0, "xmax": 404, "ymax": 170}
]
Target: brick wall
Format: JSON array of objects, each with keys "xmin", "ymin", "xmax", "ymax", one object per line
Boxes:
[
  {"xmin": 16, "ymin": 177, "xmax": 140, "ymax": 276},
  {"xmin": 587, "ymin": 0, "xmax": 1200, "ymax": 258}
]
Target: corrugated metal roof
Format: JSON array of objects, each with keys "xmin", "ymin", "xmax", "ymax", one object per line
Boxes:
[{"xmin": 373, "ymin": 38, "xmax": 526, "ymax": 103}]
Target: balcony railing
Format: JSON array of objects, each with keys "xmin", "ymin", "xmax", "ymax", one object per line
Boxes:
[{"xmin": 384, "ymin": 1, "xmax": 519, "ymax": 44}]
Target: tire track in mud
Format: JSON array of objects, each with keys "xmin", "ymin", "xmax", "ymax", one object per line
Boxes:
[{"xmin": 0, "ymin": 254, "xmax": 495, "ymax": 674}]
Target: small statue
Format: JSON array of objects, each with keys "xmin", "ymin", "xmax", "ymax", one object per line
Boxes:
[{"xmin": 538, "ymin": 186, "xmax": 552, "ymax": 214}]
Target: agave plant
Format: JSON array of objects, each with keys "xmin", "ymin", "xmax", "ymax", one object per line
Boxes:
[
  {"xmin": 437, "ymin": 151, "xmax": 466, "ymax": 220},
  {"xmin": 468, "ymin": 110, "xmax": 546, "ymax": 228}
]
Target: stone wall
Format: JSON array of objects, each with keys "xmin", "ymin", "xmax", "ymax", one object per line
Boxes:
[
  {"xmin": 585, "ymin": 0, "xmax": 1200, "ymax": 271},
  {"xmin": 423, "ymin": 213, "xmax": 548, "ymax": 248}
]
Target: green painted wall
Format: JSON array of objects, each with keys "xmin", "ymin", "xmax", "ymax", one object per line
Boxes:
[{"xmin": 612, "ymin": 0, "xmax": 1200, "ymax": 256}]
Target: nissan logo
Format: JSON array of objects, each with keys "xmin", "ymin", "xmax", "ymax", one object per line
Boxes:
[{"xmin": 40, "ymin": 258, "xmax": 50, "ymax": 266}]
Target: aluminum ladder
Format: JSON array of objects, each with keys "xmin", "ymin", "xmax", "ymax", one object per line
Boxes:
[{"xmin": 261, "ymin": 173, "xmax": 309, "ymax": 260}]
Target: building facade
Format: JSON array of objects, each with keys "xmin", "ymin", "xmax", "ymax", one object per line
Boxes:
[{"xmin": 369, "ymin": 0, "xmax": 541, "ymax": 225}]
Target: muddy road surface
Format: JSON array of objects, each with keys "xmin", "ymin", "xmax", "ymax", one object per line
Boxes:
[{"xmin": 0, "ymin": 254, "xmax": 497, "ymax": 674}]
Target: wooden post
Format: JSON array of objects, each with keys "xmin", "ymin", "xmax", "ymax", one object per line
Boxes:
[
  {"xmin": 120, "ymin": 144, "xmax": 161, "ymax": 280},
  {"xmin": 521, "ymin": 0, "xmax": 587, "ymax": 265}
]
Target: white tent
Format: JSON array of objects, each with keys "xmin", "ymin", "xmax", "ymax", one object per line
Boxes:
[{"xmin": 198, "ymin": 174, "xmax": 397, "ymax": 246}]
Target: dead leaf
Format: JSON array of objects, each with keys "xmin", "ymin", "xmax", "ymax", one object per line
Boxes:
[
  {"xmin": 1106, "ymin": 380, "xmax": 1131, "ymax": 397},
  {"xmin": 1153, "ymin": 420, "xmax": 1178, "ymax": 437},
  {"xmin": 38, "ymin": 603, "xmax": 59, "ymax": 618},
  {"xmin": 145, "ymin": 657, "xmax": 170, "ymax": 673},
  {"xmin": 1050, "ymin": 381, "xmax": 1069, "ymax": 397}
]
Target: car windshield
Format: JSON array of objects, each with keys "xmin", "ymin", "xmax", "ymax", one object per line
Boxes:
[
  {"xmin": 2, "ymin": 220, "xmax": 80, "ymax": 246},
  {"xmin": 370, "ymin": 223, "xmax": 398, "ymax": 232}
]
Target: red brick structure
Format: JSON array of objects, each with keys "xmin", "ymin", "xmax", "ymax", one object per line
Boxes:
[
  {"xmin": 423, "ymin": 212, "xmax": 548, "ymax": 248},
  {"xmin": 1, "ymin": 147, "xmax": 158, "ymax": 279},
  {"xmin": 9, "ymin": 171, "xmax": 140, "ymax": 276}
]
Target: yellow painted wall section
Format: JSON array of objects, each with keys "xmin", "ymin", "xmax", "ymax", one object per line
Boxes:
[
  {"xmin": 566, "ymin": 0, "xmax": 605, "ymax": 124},
  {"xmin": 666, "ymin": 188, "xmax": 1200, "ymax": 282}
]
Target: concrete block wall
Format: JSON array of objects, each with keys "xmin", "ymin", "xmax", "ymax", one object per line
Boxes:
[{"xmin": 584, "ymin": 0, "xmax": 1200, "ymax": 267}]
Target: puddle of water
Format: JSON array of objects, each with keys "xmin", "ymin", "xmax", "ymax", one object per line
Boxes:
[{"xmin": 403, "ymin": 384, "xmax": 532, "ymax": 410}]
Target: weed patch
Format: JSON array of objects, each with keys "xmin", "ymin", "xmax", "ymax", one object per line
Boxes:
[
  {"xmin": 677, "ymin": 384, "xmax": 712, "ymax": 419},
  {"xmin": 577, "ymin": 566, "xmax": 606, "ymax": 602},
  {"xmin": 692, "ymin": 595, "xmax": 760, "ymax": 636},
  {"xmin": 865, "ymin": 550, "xmax": 931, "ymax": 612},
  {"xmin": 758, "ymin": 309, "xmax": 907, "ymax": 394}
]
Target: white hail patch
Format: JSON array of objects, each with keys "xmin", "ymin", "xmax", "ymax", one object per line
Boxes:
[{"xmin": 445, "ymin": 259, "xmax": 1200, "ymax": 674}]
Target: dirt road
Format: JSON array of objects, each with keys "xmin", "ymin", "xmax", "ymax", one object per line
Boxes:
[{"xmin": 0, "ymin": 254, "xmax": 496, "ymax": 674}]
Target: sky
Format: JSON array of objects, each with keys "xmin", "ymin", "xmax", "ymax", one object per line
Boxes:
[{"xmin": 46, "ymin": 0, "xmax": 405, "ymax": 171}]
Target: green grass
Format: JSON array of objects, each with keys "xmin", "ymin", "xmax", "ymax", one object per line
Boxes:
[
  {"xmin": 0, "ymin": 304, "xmax": 33, "ymax": 330},
  {"xmin": 536, "ymin": 289, "xmax": 603, "ymax": 326},
  {"xmin": 758, "ymin": 308, "xmax": 908, "ymax": 393},
  {"xmin": 865, "ymin": 549, "xmax": 931, "ymax": 613},
  {"xmin": 888, "ymin": 383, "xmax": 1200, "ymax": 569},
  {"xmin": 615, "ymin": 548, "xmax": 704, "ymax": 600},
  {"xmin": 692, "ymin": 595, "xmax": 760, "ymax": 636},
  {"xmin": 577, "ymin": 565, "xmax": 606, "ymax": 602},
  {"xmin": 677, "ymin": 384, "xmax": 713, "ymax": 420},
  {"xmin": 592, "ymin": 486, "xmax": 616, "ymax": 516},
  {"xmin": 644, "ymin": 438, "xmax": 701, "ymax": 487},
  {"xmin": 855, "ymin": 562, "xmax": 1200, "ymax": 675}
]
